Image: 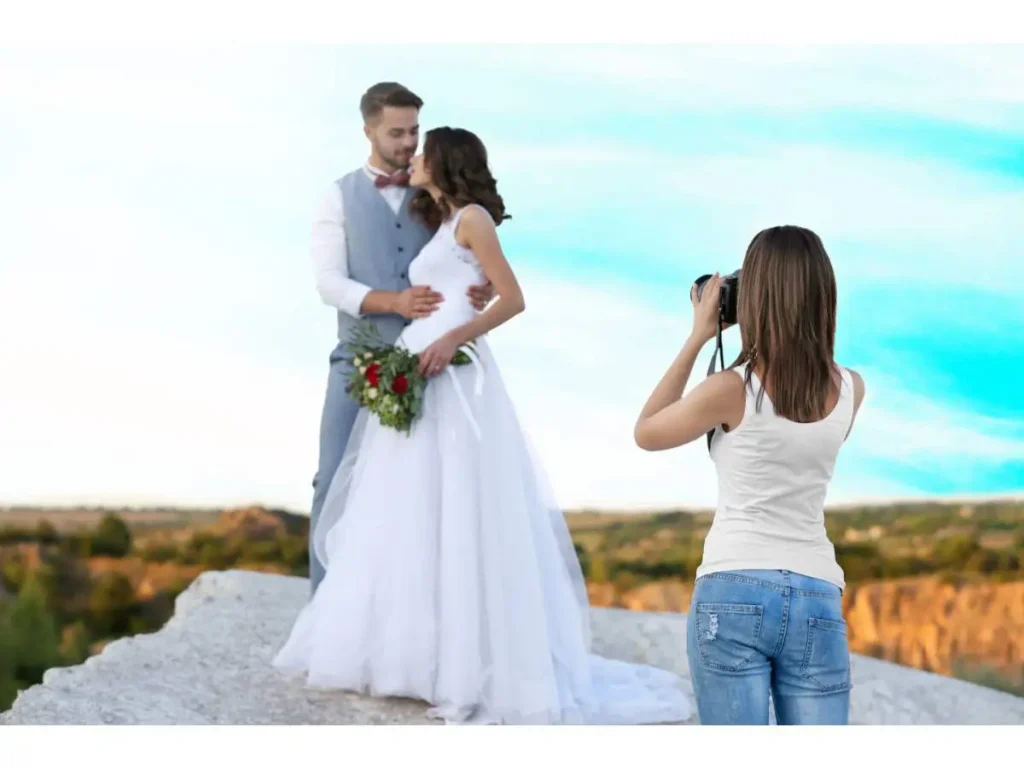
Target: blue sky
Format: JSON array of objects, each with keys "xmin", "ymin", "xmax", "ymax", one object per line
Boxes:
[{"xmin": 0, "ymin": 44, "xmax": 1021, "ymax": 511}]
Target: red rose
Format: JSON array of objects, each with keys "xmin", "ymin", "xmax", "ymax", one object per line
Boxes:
[
  {"xmin": 391, "ymin": 374, "xmax": 409, "ymax": 395},
  {"xmin": 366, "ymin": 362, "xmax": 380, "ymax": 388}
]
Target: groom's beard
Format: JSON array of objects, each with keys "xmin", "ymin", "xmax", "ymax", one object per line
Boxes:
[
  {"xmin": 380, "ymin": 149, "xmax": 414, "ymax": 172},
  {"xmin": 389, "ymin": 155, "xmax": 413, "ymax": 171}
]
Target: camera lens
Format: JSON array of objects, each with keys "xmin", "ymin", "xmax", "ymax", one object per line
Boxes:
[
  {"xmin": 693, "ymin": 271, "xmax": 740, "ymax": 325},
  {"xmin": 693, "ymin": 274, "xmax": 713, "ymax": 300}
]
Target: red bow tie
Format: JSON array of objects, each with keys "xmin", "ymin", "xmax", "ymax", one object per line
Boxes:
[{"xmin": 374, "ymin": 171, "xmax": 411, "ymax": 189}]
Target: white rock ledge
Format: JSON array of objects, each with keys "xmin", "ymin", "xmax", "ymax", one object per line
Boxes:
[{"xmin": 3, "ymin": 570, "xmax": 1022, "ymax": 725}]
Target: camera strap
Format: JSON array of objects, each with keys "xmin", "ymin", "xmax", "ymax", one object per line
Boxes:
[{"xmin": 705, "ymin": 321, "xmax": 726, "ymax": 453}]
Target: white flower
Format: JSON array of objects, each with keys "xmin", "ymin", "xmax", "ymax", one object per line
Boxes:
[
  {"xmin": 359, "ymin": 366, "xmax": 367, "ymax": 375},
  {"xmin": 353, "ymin": 356, "xmax": 362, "ymax": 366},
  {"xmin": 367, "ymin": 388, "xmax": 378, "ymax": 400},
  {"xmin": 364, "ymin": 352, "xmax": 374, "ymax": 360},
  {"xmin": 392, "ymin": 404, "xmax": 400, "ymax": 414}
]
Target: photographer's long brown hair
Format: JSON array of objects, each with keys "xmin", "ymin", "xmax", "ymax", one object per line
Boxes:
[
  {"xmin": 409, "ymin": 127, "xmax": 511, "ymax": 230},
  {"xmin": 731, "ymin": 225, "xmax": 839, "ymax": 423}
]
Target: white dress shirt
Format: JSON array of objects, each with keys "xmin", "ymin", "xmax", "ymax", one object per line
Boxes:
[{"xmin": 311, "ymin": 163, "xmax": 412, "ymax": 318}]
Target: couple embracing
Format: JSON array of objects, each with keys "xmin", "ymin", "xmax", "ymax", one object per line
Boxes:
[{"xmin": 272, "ymin": 82, "xmax": 866, "ymax": 727}]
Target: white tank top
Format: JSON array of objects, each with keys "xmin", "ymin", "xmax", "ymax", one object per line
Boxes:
[{"xmin": 696, "ymin": 364, "xmax": 855, "ymax": 590}]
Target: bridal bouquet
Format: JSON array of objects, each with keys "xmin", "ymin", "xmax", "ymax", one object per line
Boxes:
[{"xmin": 344, "ymin": 321, "xmax": 477, "ymax": 435}]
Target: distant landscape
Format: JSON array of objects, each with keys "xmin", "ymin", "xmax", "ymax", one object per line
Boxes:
[{"xmin": 1, "ymin": 500, "xmax": 1022, "ymax": 712}]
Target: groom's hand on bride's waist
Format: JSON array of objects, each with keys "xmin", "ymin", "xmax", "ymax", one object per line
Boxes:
[
  {"xmin": 467, "ymin": 281, "xmax": 494, "ymax": 312},
  {"xmin": 392, "ymin": 286, "xmax": 444, "ymax": 319},
  {"xmin": 359, "ymin": 287, "xmax": 442, "ymax": 319}
]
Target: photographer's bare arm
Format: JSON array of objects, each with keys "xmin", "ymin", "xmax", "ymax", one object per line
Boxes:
[
  {"xmin": 634, "ymin": 274, "xmax": 866, "ymax": 451},
  {"xmin": 418, "ymin": 206, "xmax": 525, "ymax": 376},
  {"xmin": 633, "ymin": 274, "xmax": 742, "ymax": 451}
]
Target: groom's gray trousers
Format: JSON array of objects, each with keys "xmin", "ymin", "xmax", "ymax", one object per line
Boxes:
[{"xmin": 308, "ymin": 342, "xmax": 359, "ymax": 595}]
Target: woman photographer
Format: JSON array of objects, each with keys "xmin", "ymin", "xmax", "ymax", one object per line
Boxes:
[{"xmin": 634, "ymin": 225, "xmax": 866, "ymax": 725}]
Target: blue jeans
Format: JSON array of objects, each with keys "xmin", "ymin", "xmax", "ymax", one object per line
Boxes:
[{"xmin": 686, "ymin": 569, "xmax": 851, "ymax": 725}]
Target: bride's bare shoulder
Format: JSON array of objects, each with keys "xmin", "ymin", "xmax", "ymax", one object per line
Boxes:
[{"xmin": 454, "ymin": 204, "xmax": 497, "ymax": 247}]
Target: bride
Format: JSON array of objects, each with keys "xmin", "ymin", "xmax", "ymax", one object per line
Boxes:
[{"xmin": 273, "ymin": 127, "xmax": 691, "ymax": 725}]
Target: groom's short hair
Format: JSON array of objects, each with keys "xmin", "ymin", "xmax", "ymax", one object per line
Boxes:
[{"xmin": 360, "ymin": 82, "xmax": 423, "ymax": 123}]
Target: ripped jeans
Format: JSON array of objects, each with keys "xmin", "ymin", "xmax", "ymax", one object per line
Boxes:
[{"xmin": 686, "ymin": 569, "xmax": 851, "ymax": 725}]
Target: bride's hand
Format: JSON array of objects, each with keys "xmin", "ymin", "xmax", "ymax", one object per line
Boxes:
[
  {"xmin": 418, "ymin": 333, "xmax": 461, "ymax": 378},
  {"xmin": 467, "ymin": 281, "xmax": 494, "ymax": 312}
]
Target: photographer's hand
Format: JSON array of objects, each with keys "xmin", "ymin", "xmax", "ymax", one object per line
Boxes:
[{"xmin": 690, "ymin": 273, "xmax": 732, "ymax": 344}]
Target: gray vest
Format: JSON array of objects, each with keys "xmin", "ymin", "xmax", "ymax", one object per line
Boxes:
[{"xmin": 336, "ymin": 169, "xmax": 434, "ymax": 347}]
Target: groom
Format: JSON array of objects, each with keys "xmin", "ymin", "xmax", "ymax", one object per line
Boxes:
[{"xmin": 307, "ymin": 82, "xmax": 493, "ymax": 594}]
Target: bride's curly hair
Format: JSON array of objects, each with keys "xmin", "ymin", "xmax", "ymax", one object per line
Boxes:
[{"xmin": 409, "ymin": 127, "xmax": 511, "ymax": 230}]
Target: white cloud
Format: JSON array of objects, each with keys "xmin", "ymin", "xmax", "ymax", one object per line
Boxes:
[
  {"xmin": 842, "ymin": 369, "xmax": 1024, "ymax": 465},
  {"xmin": 666, "ymin": 144, "xmax": 1024, "ymax": 283},
  {"xmin": 10, "ymin": 45, "xmax": 1023, "ymax": 137},
  {"xmin": 1, "ymin": 259, "xmax": 1017, "ymax": 511},
  {"xmin": 492, "ymin": 271, "xmax": 1023, "ymax": 508},
  {"xmin": 509, "ymin": 45, "xmax": 1024, "ymax": 129},
  {"xmin": 0, "ymin": 45, "xmax": 1020, "ymax": 512},
  {"xmin": 3, "ymin": 4, "xmax": 1022, "ymax": 47},
  {"xmin": 480, "ymin": 137, "xmax": 1024, "ymax": 294},
  {"xmin": 0, "ymin": 314, "xmax": 325, "ymax": 509}
]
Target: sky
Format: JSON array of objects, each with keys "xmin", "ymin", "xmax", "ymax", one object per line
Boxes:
[{"xmin": 0, "ymin": 44, "xmax": 1021, "ymax": 512}]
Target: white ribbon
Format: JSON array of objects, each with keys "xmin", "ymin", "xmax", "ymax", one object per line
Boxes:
[{"xmin": 445, "ymin": 343, "xmax": 485, "ymax": 441}]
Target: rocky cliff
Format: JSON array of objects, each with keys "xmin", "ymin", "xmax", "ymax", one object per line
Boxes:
[
  {"xmin": 843, "ymin": 577, "xmax": 1023, "ymax": 680},
  {"xmin": 3, "ymin": 570, "xmax": 1022, "ymax": 725}
]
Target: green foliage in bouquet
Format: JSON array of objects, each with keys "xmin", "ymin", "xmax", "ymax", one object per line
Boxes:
[{"xmin": 344, "ymin": 321, "xmax": 477, "ymax": 434}]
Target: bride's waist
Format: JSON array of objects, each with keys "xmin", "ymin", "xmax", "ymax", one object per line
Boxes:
[{"xmin": 400, "ymin": 304, "xmax": 475, "ymax": 353}]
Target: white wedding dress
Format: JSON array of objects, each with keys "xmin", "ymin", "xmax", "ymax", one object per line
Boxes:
[{"xmin": 273, "ymin": 204, "xmax": 691, "ymax": 725}]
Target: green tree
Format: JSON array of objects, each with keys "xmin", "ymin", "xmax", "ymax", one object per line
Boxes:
[
  {"xmin": 834, "ymin": 543, "xmax": 883, "ymax": 582},
  {"xmin": 33, "ymin": 551, "xmax": 93, "ymax": 621},
  {"xmin": 138, "ymin": 589, "xmax": 177, "ymax": 633},
  {"xmin": 573, "ymin": 542, "xmax": 591, "ymax": 580},
  {"xmin": 87, "ymin": 572, "xmax": 136, "ymax": 636},
  {"xmin": 199, "ymin": 538, "xmax": 231, "ymax": 569},
  {"xmin": 0, "ymin": 553, "xmax": 27, "ymax": 595},
  {"xmin": 8, "ymin": 575, "xmax": 62, "ymax": 685},
  {"xmin": 60, "ymin": 533, "xmax": 92, "ymax": 558},
  {"xmin": 589, "ymin": 554, "xmax": 610, "ymax": 583},
  {"xmin": 0, "ymin": 526, "xmax": 31, "ymax": 544},
  {"xmin": 90, "ymin": 514, "xmax": 132, "ymax": 558},
  {"xmin": 59, "ymin": 621, "xmax": 93, "ymax": 666},
  {"xmin": 34, "ymin": 519, "xmax": 59, "ymax": 544},
  {"xmin": 178, "ymin": 532, "xmax": 215, "ymax": 565},
  {"xmin": 241, "ymin": 540, "xmax": 281, "ymax": 563},
  {"xmin": 0, "ymin": 602, "xmax": 20, "ymax": 711},
  {"xmin": 279, "ymin": 535, "xmax": 308, "ymax": 571},
  {"xmin": 965, "ymin": 549, "xmax": 1002, "ymax": 575},
  {"xmin": 140, "ymin": 542, "xmax": 179, "ymax": 563},
  {"xmin": 933, "ymin": 534, "xmax": 982, "ymax": 570}
]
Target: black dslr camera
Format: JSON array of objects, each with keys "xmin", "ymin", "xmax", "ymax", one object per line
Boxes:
[
  {"xmin": 693, "ymin": 269, "xmax": 740, "ymax": 452},
  {"xmin": 693, "ymin": 269, "xmax": 741, "ymax": 326}
]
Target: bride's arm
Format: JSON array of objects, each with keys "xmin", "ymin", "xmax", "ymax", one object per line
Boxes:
[
  {"xmin": 417, "ymin": 206, "xmax": 524, "ymax": 376},
  {"xmin": 447, "ymin": 207, "xmax": 525, "ymax": 343}
]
